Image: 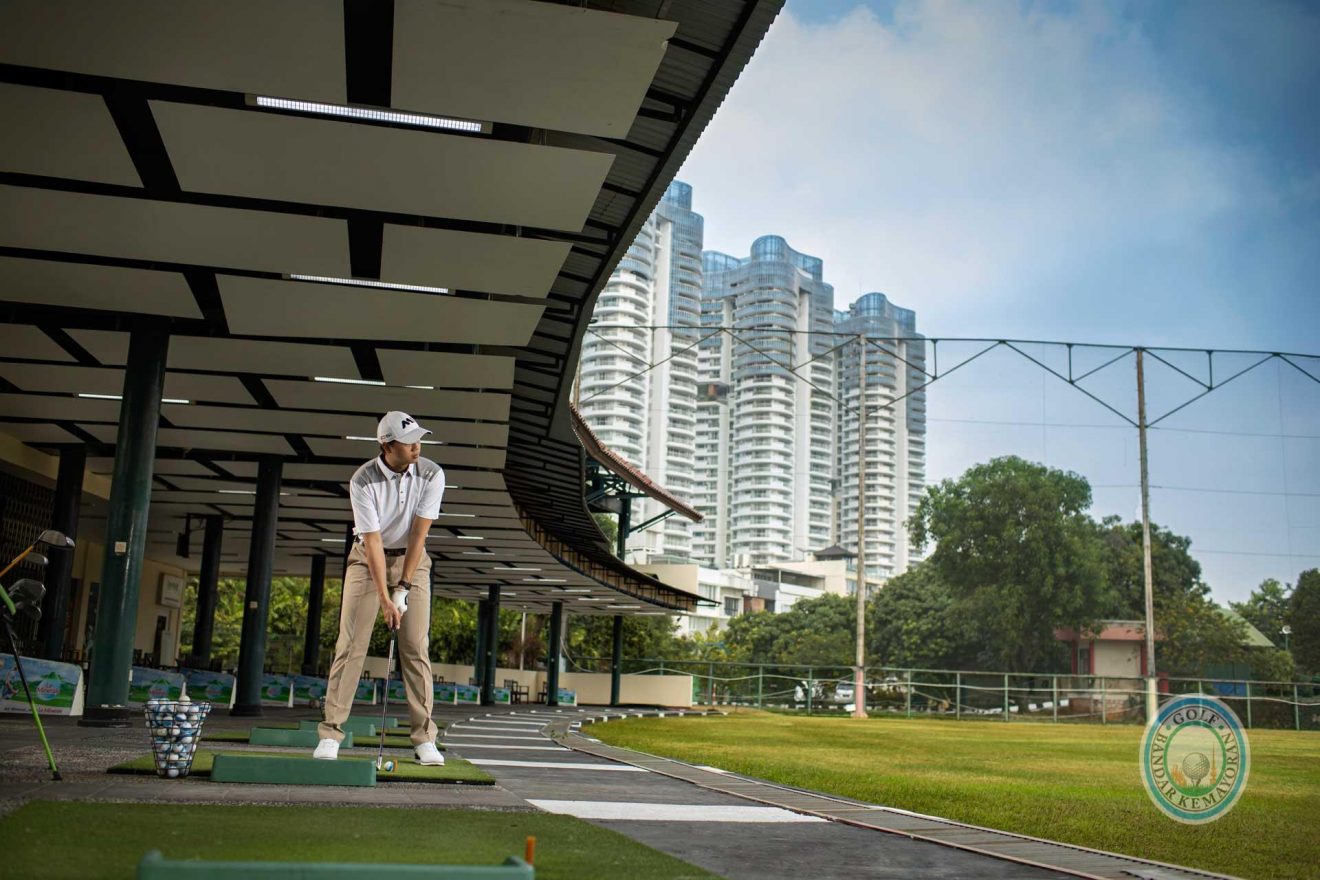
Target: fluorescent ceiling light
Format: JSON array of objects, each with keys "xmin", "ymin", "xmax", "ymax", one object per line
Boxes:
[
  {"xmin": 462, "ymin": 550, "xmax": 494, "ymax": 556},
  {"xmin": 253, "ymin": 96, "xmax": 486, "ymax": 134},
  {"xmin": 524, "ymin": 577, "xmax": 565, "ymax": 583},
  {"xmin": 577, "ymin": 597, "xmax": 608, "ymax": 602},
  {"xmin": 289, "ymin": 274, "xmax": 450, "ymax": 295},
  {"xmin": 315, "ymin": 376, "xmax": 385, "ymax": 386},
  {"xmin": 490, "ymin": 567, "xmax": 540, "ymax": 572},
  {"xmin": 560, "ymin": 588, "xmax": 592, "ymax": 593},
  {"xmin": 429, "ymin": 535, "xmax": 483, "ymax": 541},
  {"xmin": 608, "ymin": 604, "xmax": 642, "ymax": 609},
  {"xmin": 437, "ymin": 513, "xmax": 476, "ymax": 518},
  {"xmin": 320, "ymin": 537, "xmax": 346, "ymax": 543},
  {"xmin": 78, "ymin": 393, "xmax": 189, "ymax": 404},
  {"xmin": 344, "ymin": 435, "xmax": 441, "ymax": 445}
]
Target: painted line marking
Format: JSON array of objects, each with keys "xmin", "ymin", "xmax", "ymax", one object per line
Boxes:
[
  {"xmin": 467, "ymin": 759, "xmax": 646, "ymax": 772},
  {"xmin": 448, "ymin": 726, "xmax": 548, "ymax": 734},
  {"xmin": 444, "ymin": 733, "xmax": 552, "ymax": 741},
  {"xmin": 449, "ymin": 743, "xmax": 564, "ymax": 751},
  {"xmin": 527, "ymin": 800, "xmax": 826, "ymax": 823}
]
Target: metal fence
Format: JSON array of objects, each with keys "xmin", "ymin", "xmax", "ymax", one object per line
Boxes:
[{"xmin": 568, "ymin": 657, "xmax": 1320, "ymax": 731}]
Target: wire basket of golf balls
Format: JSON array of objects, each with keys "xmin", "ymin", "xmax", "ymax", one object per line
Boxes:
[{"xmin": 144, "ymin": 694, "xmax": 211, "ymax": 779}]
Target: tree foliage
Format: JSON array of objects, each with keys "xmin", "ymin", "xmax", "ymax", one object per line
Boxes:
[
  {"xmin": 865, "ymin": 562, "xmax": 982, "ymax": 670},
  {"xmin": 1231, "ymin": 578, "xmax": 1292, "ymax": 649},
  {"xmin": 909, "ymin": 456, "xmax": 1110, "ymax": 672},
  {"xmin": 1290, "ymin": 569, "xmax": 1320, "ymax": 675}
]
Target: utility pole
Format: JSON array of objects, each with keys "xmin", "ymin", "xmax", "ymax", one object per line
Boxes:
[
  {"xmin": 1137, "ymin": 349, "xmax": 1157, "ymax": 722},
  {"xmin": 853, "ymin": 335, "xmax": 868, "ymax": 719}
]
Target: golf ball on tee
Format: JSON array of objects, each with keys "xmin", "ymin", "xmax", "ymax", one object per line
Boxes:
[{"xmin": 382, "ymin": 761, "xmax": 395, "ymax": 772}]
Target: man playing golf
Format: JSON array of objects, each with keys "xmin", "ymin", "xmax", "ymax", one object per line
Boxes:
[{"xmin": 314, "ymin": 411, "xmax": 445, "ymax": 766}]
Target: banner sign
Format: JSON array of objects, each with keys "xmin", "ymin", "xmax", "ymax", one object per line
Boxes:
[
  {"xmin": 260, "ymin": 674, "xmax": 294, "ymax": 707},
  {"xmin": 491, "ymin": 687, "xmax": 511, "ymax": 705},
  {"xmin": 0, "ymin": 655, "xmax": 84, "ymax": 716},
  {"xmin": 385, "ymin": 678, "xmax": 406, "ymax": 702},
  {"xmin": 434, "ymin": 682, "xmax": 457, "ymax": 705},
  {"xmin": 128, "ymin": 667, "xmax": 186, "ymax": 706},
  {"xmin": 557, "ymin": 689, "xmax": 577, "ymax": 706},
  {"xmin": 181, "ymin": 669, "xmax": 235, "ymax": 709},
  {"xmin": 455, "ymin": 684, "xmax": 479, "ymax": 704},
  {"xmin": 292, "ymin": 675, "xmax": 328, "ymax": 704},
  {"xmin": 353, "ymin": 679, "xmax": 377, "ymax": 705}
]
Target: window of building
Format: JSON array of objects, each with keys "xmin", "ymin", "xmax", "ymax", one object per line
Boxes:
[{"xmin": 723, "ymin": 597, "xmax": 740, "ymax": 617}]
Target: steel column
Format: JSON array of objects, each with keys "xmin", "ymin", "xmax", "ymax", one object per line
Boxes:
[
  {"xmin": 474, "ymin": 600, "xmax": 488, "ymax": 688},
  {"xmin": 38, "ymin": 444, "xmax": 84, "ymax": 661},
  {"xmin": 546, "ymin": 601, "xmax": 563, "ymax": 706},
  {"xmin": 301, "ymin": 554, "xmax": 326, "ymax": 674},
  {"xmin": 610, "ymin": 614, "xmax": 623, "ymax": 706},
  {"xmin": 188, "ymin": 515, "xmax": 224, "ymax": 667},
  {"xmin": 232, "ymin": 457, "xmax": 283, "ymax": 716},
  {"xmin": 82, "ymin": 323, "xmax": 168, "ymax": 727},
  {"xmin": 481, "ymin": 585, "xmax": 500, "ymax": 705}
]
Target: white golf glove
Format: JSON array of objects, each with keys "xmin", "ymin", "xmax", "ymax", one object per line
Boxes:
[{"xmin": 391, "ymin": 586, "xmax": 410, "ymax": 616}]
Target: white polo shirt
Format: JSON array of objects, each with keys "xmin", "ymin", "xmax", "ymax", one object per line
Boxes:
[{"xmin": 348, "ymin": 456, "xmax": 446, "ymax": 550}]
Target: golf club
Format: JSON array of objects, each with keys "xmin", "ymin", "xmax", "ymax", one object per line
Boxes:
[
  {"xmin": 2, "ymin": 577, "xmax": 61, "ymax": 780},
  {"xmin": 0, "ymin": 529, "xmax": 73, "ymax": 581},
  {"xmin": 376, "ymin": 631, "xmax": 396, "ymax": 771}
]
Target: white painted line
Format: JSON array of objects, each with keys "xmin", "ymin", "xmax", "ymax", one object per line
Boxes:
[
  {"xmin": 444, "ymin": 733, "xmax": 552, "ymax": 741},
  {"xmin": 448, "ymin": 726, "xmax": 548, "ymax": 734},
  {"xmin": 527, "ymin": 800, "xmax": 827, "ymax": 823},
  {"xmin": 467, "ymin": 759, "xmax": 646, "ymax": 772},
  {"xmin": 449, "ymin": 743, "xmax": 565, "ymax": 751},
  {"xmin": 474, "ymin": 718, "xmax": 544, "ymax": 726},
  {"xmin": 696, "ymin": 765, "xmax": 729, "ymax": 774}
]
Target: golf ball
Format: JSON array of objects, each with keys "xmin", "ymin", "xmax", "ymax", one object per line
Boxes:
[{"xmin": 382, "ymin": 761, "xmax": 395, "ymax": 772}]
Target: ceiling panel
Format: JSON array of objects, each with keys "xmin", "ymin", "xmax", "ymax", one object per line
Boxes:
[
  {"xmin": 0, "ymin": 324, "xmax": 74, "ymax": 362},
  {"xmin": 437, "ymin": 470, "xmax": 509, "ymax": 492},
  {"xmin": 305, "ymin": 437, "xmax": 506, "ymax": 469},
  {"xmin": 0, "ymin": 392, "xmax": 119, "ymax": 421},
  {"xmin": 220, "ymin": 276, "xmax": 544, "ymax": 345},
  {"xmin": 87, "ymin": 457, "xmax": 216, "ymax": 476},
  {"xmin": 262, "ymin": 379, "xmax": 510, "ymax": 422},
  {"xmin": 380, "ymin": 226, "xmax": 569, "ymax": 299},
  {"xmin": 0, "ymin": 422, "xmax": 81, "ymax": 444},
  {"xmin": 153, "ymin": 102, "xmax": 612, "ymax": 232},
  {"xmin": 0, "ymin": 83, "xmax": 141, "ymax": 186},
  {"xmin": 0, "ymin": 0, "xmax": 346, "ymax": 102},
  {"xmin": 0, "ymin": 363, "xmax": 252, "ymax": 405},
  {"xmin": 0, "ymin": 186, "xmax": 350, "ymax": 277},
  {"xmin": 376, "ymin": 350, "xmax": 515, "ymax": 390},
  {"xmin": 70, "ymin": 330, "xmax": 360, "ymax": 377},
  {"xmin": 392, "ymin": 0, "xmax": 676, "ymax": 138},
  {"xmin": 0, "ymin": 255, "xmax": 198, "ymax": 318},
  {"xmin": 166, "ymin": 405, "xmax": 508, "ymax": 447},
  {"xmin": 82, "ymin": 424, "xmax": 295, "ymax": 455}
]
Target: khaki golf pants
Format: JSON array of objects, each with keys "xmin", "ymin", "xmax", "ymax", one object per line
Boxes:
[{"xmin": 319, "ymin": 544, "xmax": 437, "ymax": 746}]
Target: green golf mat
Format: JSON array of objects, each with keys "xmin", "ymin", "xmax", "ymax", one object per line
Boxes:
[
  {"xmin": 138, "ymin": 850, "xmax": 533, "ymax": 879},
  {"xmin": 203, "ymin": 729, "xmax": 423, "ymax": 749},
  {"xmin": 108, "ymin": 750, "xmax": 493, "ymax": 784},
  {"xmin": 249, "ymin": 727, "xmax": 354, "ymax": 748}
]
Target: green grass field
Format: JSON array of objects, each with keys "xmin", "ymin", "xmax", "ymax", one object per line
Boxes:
[
  {"xmin": 0, "ymin": 803, "xmax": 716, "ymax": 880},
  {"xmin": 590, "ymin": 710, "xmax": 1320, "ymax": 880}
]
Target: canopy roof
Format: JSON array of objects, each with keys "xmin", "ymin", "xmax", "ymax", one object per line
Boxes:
[{"xmin": 0, "ymin": 0, "xmax": 783, "ymax": 614}]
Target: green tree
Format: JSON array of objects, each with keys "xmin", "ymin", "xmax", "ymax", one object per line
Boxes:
[
  {"xmin": 1098, "ymin": 519, "xmax": 1247, "ymax": 676},
  {"xmin": 908, "ymin": 456, "xmax": 1110, "ymax": 672},
  {"xmin": 593, "ymin": 513, "xmax": 619, "ymax": 554},
  {"xmin": 865, "ymin": 561, "xmax": 983, "ymax": 670},
  {"xmin": 565, "ymin": 614, "xmax": 689, "ymax": 669},
  {"xmin": 1231, "ymin": 578, "xmax": 1292, "ymax": 649},
  {"xmin": 1289, "ymin": 569, "xmax": 1320, "ymax": 674},
  {"xmin": 723, "ymin": 594, "xmax": 855, "ymax": 667}
]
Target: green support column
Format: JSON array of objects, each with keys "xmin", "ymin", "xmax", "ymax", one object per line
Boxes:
[
  {"xmin": 547, "ymin": 601, "xmax": 563, "ymax": 706},
  {"xmin": 610, "ymin": 614, "xmax": 624, "ymax": 706},
  {"xmin": 39, "ymin": 444, "xmax": 85, "ymax": 661},
  {"xmin": 481, "ymin": 586, "xmax": 500, "ymax": 706},
  {"xmin": 82, "ymin": 323, "xmax": 169, "ymax": 727},
  {"xmin": 473, "ymin": 600, "xmax": 488, "ymax": 688},
  {"xmin": 188, "ymin": 515, "xmax": 223, "ymax": 668},
  {"xmin": 616, "ymin": 495, "xmax": 631, "ymax": 558},
  {"xmin": 301, "ymin": 554, "xmax": 326, "ymax": 675},
  {"xmin": 232, "ymin": 457, "xmax": 283, "ymax": 716}
]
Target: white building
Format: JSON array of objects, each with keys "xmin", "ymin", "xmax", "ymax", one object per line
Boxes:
[
  {"xmin": 577, "ymin": 182, "xmax": 703, "ymax": 561},
  {"xmin": 693, "ymin": 236, "xmax": 836, "ymax": 568}
]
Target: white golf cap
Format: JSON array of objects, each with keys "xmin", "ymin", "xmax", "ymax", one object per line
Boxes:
[{"xmin": 376, "ymin": 411, "xmax": 431, "ymax": 444}]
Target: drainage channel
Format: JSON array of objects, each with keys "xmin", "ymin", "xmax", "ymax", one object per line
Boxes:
[{"xmin": 538, "ymin": 711, "xmax": 1239, "ymax": 880}]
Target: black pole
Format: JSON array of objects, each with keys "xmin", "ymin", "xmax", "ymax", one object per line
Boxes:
[
  {"xmin": 616, "ymin": 495, "xmax": 631, "ymax": 558},
  {"xmin": 189, "ymin": 515, "xmax": 223, "ymax": 668},
  {"xmin": 39, "ymin": 445, "xmax": 85, "ymax": 661},
  {"xmin": 547, "ymin": 601, "xmax": 563, "ymax": 706},
  {"xmin": 302, "ymin": 554, "xmax": 326, "ymax": 674},
  {"xmin": 473, "ymin": 600, "xmax": 488, "ymax": 688},
  {"xmin": 610, "ymin": 614, "xmax": 624, "ymax": 707},
  {"xmin": 232, "ymin": 457, "xmax": 283, "ymax": 716},
  {"xmin": 82, "ymin": 322, "xmax": 168, "ymax": 727},
  {"xmin": 481, "ymin": 585, "xmax": 500, "ymax": 705}
]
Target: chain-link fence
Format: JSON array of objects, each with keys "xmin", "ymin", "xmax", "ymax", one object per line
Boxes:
[{"xmin": 569, "ymin": 656, "xmax": 1320, "ymax": 730}]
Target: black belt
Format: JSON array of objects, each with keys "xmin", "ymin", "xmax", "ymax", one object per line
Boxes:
[{"xmin": 383, "ymin": 547, "xmax": 407, "ymax": 557}]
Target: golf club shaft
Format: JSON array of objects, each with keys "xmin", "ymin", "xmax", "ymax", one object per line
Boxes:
[
  {"xmin": 3, "ymin": 620, "xmax": 60, "ymax": 780},
  {"xmin": 0, "ymin": 544, "xmax": 37, "ymax": 583},
  {"xmin": 377, "ymin": 633, "xmax": 395, "ymax": 768}
]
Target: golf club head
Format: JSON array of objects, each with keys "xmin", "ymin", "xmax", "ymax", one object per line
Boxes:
[
  {"xmin": 7, "ymin": 578, "xmax": 45, "ymax": 619},
  {"xmin": 36, "ymin": 529, "xmax": 74, "ymax": 548},
  {"xmin": 28, "ymin": 553, "xmax": 48, "ymax": 568}
]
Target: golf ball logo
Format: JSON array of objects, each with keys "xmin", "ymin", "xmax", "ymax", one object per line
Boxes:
[
  {"xmin": 1140, "ymin": 695, "xmax": 1250, "ymax": 824},
  {"xmin": 36, "ymin": 677, "xmax": 61, "ymax": 701}
]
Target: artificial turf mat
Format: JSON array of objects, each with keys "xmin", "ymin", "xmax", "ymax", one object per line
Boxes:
[
  {"xmin": 249, "ymin": 727, "xmax": 354, "ymax": 748},
  {"xmin": 0, "ymin": 802, "xmax": 718, "ymax": 880},
  {"xmin": 108, "ymin": 750, "xmax": 491, "ymax": 784},
  {"xmin": 202, "ymin": 729, "xmax": 424, "ymax": 749}
]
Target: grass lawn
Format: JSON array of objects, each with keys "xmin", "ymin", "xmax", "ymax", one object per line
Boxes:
[
  {"xmin": 108, "ymin": 750, "xmax": 492, "ymax": 784},
  {"xmin": 0, "ymin": 802, "xmax": 716, "ymax": 880},
  {"xmin": 590, "ymin": 710, "xmax": 1320, "ymax": 880}
]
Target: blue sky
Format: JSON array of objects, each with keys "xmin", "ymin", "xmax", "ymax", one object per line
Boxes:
[{"xmin": 674, "ymin": 0, "xmax": 1320, "ymax": 604}]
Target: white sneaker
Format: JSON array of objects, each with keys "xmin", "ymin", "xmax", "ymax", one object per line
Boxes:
[
  {"xmin": 313, "ymin": 738, "xmax": 339, "ymax": 760},
  {"xmin": 414, "ymin": 742, "xmax": 445, "ymax": 766}
]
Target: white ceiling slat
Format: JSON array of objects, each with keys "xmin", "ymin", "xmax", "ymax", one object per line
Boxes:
[
  {"xmin": 0, "ymin": 83, "xmax": 141, "ymax": 186},
  {"xmin": 262, "ymin": 379, "xmax": 511, "ymax": 423},
  {"xmin": 0, "ymin": 255, "xmax": 198, "ymax": 318},
  {"xmin": 0, "ymin": 0, "xmax": 346, "ymax": 102},
  {"xmin": 0, "ymin": 323, "xmax": 75, "ymax": 362},
  {"xmin": 70, "ymin": 330, "xmax": 361, "ymax": 378},
  {"xmin": 380, "ymin": 226, "xmax": 569, "ymax": 299},
  {"xmin": 219, "ymin": 276, "xmax": 545, "ymax": 346},
  {"xmin": 375, "ymin": 350, "xmax": 515, "ymax": 390},
  {"xmin": 153, "ymin": 102, "xmax": 613, "ymax": 232},
  {"xmin": 0, "ymin": 186, "xmax": 350, "ymax": 278},
  {"xmin": 392, "ymin": 0, "xmax": 676, "ymax": 138}
]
